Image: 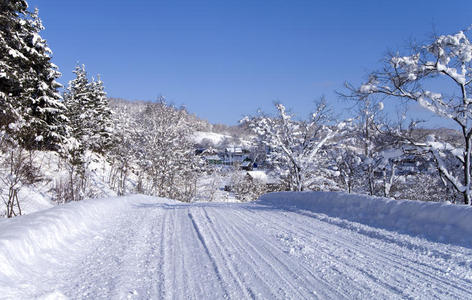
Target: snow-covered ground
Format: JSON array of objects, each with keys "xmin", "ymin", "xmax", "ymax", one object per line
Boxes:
[
  {"xmin": 0, "ymin": 150, "xmax": 126, "ymax": 217},
  {"xmin": 191, "ymin": 131, "xmax": 253, "ymax": 148},
  {"xmin": 192, "ymin": 131, "xmax": 233, "ymax": 146},
  {"xmin": 1, "ymin": 192, "xmax": 472, "ymax": 299}
]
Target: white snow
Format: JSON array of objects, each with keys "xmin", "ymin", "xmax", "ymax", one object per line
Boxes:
[
  {"xmin": 8, "ymin": 49, "xmax": 27, "ymax": 60},
  {"xmin": 246, "ymin": 170, "xmax": 278, "ymax": 184},
  {"xmin": 378, "ymin": 101, "xmax": 384, "ymax": 111},
  {"xmin": 391, "ymin": 54, "xmax": 420, "ymax": 81},
  {"xmin": 359, "ymin": 81, "xmax": 377, "ymax": 93},
  {"xmin": 0, "ymin": 192, "xmax": 472, "ymax": 298},
  {"xmin": 191, "ymin": 131, "xmax": 233, "ymax": 146},
  {"xmin": 191, "ymin": 131, "xmax": 253, "ymax": 148},
  {"xmin": 193, "ymin": 172, "xmax": 239, "ymax": 202},
  {"xmin": 0, "ymin": 150, "xmax": 119, "ymax": 217},
  {"xmin": 258, "ymin": 191, "xmax": 472, "ymax": 247}
]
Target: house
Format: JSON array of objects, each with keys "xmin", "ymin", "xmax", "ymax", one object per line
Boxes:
[
  {"xmin": 240, "ymin": 159, "xmax": 253, "ymax": 171},
  {"xmin": 203, "ymin": 155, "xmax": 223, "ymax": 165},
  {"xmin": 223, "ymin": 146, "xmax": 246, "ymax": 165}
]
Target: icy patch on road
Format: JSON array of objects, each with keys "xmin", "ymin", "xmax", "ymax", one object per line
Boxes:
[{"xmin": 258, "ymin": 191, "xmax": 472, "ymax": 247}]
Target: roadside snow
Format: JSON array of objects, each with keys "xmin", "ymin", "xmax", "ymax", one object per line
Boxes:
[
  {"xmin": 259, "ymin": 191, "xmax": 472, "ymax": 247},
  {"xmin": 0, "ymin": 195, "xmax": 164, "ymax": 291}
]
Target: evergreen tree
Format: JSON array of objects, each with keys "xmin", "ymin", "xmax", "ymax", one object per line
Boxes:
[
  {"xmin": 0, "ymin": 0, "xmax": 28, "ymax": 140},
  {"xmin": 63, "ymin": 65, "xmax": 91, "ymax": 169},
  {"xmin": 88, "ymin": 75, "xmax": 113, "ymax": 153},
  {"xmin": 0, "ymin": 0, "xmax": 68, "ymax": 150},
  {"xmin": 64, "ymin": 65, "xmax": 114, "ymax": 159}
]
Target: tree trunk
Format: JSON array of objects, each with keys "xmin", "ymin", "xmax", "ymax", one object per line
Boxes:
[
  {"xmin": 368, "ymin": 165, "xmax": 374, "ymax": 196},
  {"xmin": 464, "ymin": 135, "xmax": 471, "ymax": 205}
]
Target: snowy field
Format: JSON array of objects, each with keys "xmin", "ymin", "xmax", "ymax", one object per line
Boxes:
[{"xmin": 1, "ymin": 193, "xmax": 472, "ymax": 299}]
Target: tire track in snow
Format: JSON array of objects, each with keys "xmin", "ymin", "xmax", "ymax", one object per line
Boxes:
[
  {"xmin": 178, "ymin": 208, "xmax": 196, "ymax": 299},
  {"xmin": 208, "ymin": 206, "xmax": 347, "ymax": 299},
  {"xmin": 156, "ymin": 205, "xmax": 168, "ymax": 298},
  {"xmin": 258, "ymin": 208, "xmax": 441, "ymax": 296},
  {"xmin": 212, "ymin": 206, "xmax": 359, "ymax": 299},
  {"xmin": 161, "ymin": 205, "xmax": 175, "ymax": 299},
  {"xmin": 206, "ymin": 207, "xmax": 311, "ymax": 299},
  {"xmin": 198, "ymin": 207, "xmax": 258, "ymax": 299},
  {"xmin": 238, "ymin": 204, "xmax": 472, "ymax": 299},
  {"xmin": 187, "ymin": 209, "xmax": 230, "ymax": 298},
  {"xmin": 230, "ymin": 206, "xmax": 432, "ymax": 298},
  {"xmin": 200, "ymin": 207, "xmax": 280, "ymax": 299},
  {"xmin": 8, "ymin": 198, "xmax": 472, "ymax": 299},
  {"xmin": 268, "ymin": 208, "xmax": 472, "ymax": 298},
  {"xmin": 235, "ymin": 206, "xmax": 411, "ymax": 298}
]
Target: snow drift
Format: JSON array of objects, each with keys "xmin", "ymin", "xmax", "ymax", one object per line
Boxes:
[
  {"xmin": 258, "ymin": 192, "xmax": 472, "ymax": 247},
  {"xmin": 0, "ymin": 195, "xmax": 169, "ymax": 287}
]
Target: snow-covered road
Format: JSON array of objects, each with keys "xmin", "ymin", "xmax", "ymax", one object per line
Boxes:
[{"xmin": 1, "ymin": 195, "xmax": 472, "ymax": 299}]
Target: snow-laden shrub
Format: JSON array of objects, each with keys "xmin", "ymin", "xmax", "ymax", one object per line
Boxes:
[{"xmin": 230, "ymin": 172, "xmax": 267, "ymax": 202}]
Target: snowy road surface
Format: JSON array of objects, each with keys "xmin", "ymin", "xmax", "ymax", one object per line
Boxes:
[{"xmin": 1, "ymin": 194, "xmax": 472, "ymax": 299}]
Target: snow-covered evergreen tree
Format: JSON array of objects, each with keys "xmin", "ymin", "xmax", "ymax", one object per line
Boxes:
[
  {"xmin": 0, "ymin": 0, "xmax": 30, "ymax": 144},
  {"xmin": 63, "ymin": 64, "xmax": 90, "ymax": 169},
  {"xmin": 88, "ymin": 75, "xmax": 113, "ymax": 153},
  {"xmin": 0, "ymin": 0, "xmax": 68, "ymax": 150},
  {"xmin": 64, "ymin": 65, "xmax": 113, "ymax": 158}
]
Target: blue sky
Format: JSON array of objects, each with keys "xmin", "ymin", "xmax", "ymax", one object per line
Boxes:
[{"xmin": 28, "ymin": 0, "xmax": 472, "ymax": 126}]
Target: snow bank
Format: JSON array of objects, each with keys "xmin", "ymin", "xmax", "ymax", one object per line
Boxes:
[
  {"xmin": 0, "ymin": 195, "xmax": 166, "ymax": 286},
  {"xmin": 258, "ymin": 192, "xmax": 472, "ymax": 247}
]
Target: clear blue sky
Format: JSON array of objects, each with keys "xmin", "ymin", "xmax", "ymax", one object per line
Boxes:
[{"xmin": 28, "ymin": 0, "xmax": 472, "ymax": 126}]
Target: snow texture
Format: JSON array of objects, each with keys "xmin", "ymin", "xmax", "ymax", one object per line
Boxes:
[
  {"xmin": 191, "ymin": 131, "xmax": 232, "ymax": 146},
  {"xmin": 1, "ymin": 193, "xmax": 472, "ymax": 298},
  {"xmin": 191, "ymin": 131, "xmax": 253, "ymax": 148},
  {"xmin": 259, "ymin": 192, "xmax": 472, "ymax": 247}
]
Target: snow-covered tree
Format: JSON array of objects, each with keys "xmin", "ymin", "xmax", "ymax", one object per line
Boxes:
[
  {"xmin": 64, "ymin": 65, "xmax": 114, "ymax": 158},
  {"xmin": 356, "ymin": 98, "xmax": 385, "ymax": 195},
  {"xmin": 0, "ymin": 1, "xmax": 68, "ymax": 150},
  {"xmin": 133, "ymin": 100, "xmax": 200, "ymax": 201},
  {"xmin": 88, "ymin": 75, "xmax": 113, "ymax": 153},
  {"xmin": 243, "ymin": 101, "xmax": 349, "ymax": 191},
  {"xmin": 63, "ymin": 65, "xmax": 90, "ymax": 170},
  {"xmin": 107, "ymin": 99, "xmax": 140, "ymax": 196},
  {"xmin": 332, "ymin": 142, "xmax": 362, "ymax": 194},
  {"xmin": 348, "ymin": 29, "xmax": 472, "ymax": 204},
  {"xmin": 61, "ymin": 65, "xmax": 115, "ymax": 201},
  {"xmin": 229, "ymin": 171, "xmax": 267, "ymax": 202}
]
